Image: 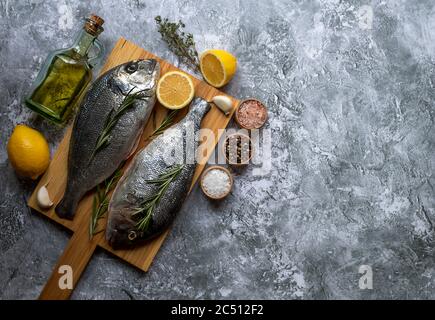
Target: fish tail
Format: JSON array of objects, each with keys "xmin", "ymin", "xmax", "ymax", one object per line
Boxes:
[{"xmin": 55, "ymin": 189, "xmax": 82, "ymax": 220}]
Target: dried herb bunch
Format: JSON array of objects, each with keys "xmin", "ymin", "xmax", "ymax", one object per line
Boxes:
[{"xmin": 155, "ymin": 16, "xmax": 200, "ymax": 72}]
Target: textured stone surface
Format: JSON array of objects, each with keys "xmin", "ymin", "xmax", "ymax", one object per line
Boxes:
[{"xmin": 1, "ymin": 0, "xmax": 435, "ymax": 299}]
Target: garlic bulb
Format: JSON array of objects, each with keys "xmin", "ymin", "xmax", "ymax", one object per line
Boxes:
[
  {"xmin": 37, "ymin": 185, "xmax": 53, "ymax": 209},
  {"xmin": 212, "ymin": 95, "xmax": 233, "ymax": 115}
]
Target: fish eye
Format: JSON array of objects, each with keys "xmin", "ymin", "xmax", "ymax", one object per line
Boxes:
[
  {"xmin": 126, "ymin": 63, "xmax": 138, "ymax": 74},
  {"xmin": 128, "ymin": 230, "xmax": 137, "ymax": 241}
]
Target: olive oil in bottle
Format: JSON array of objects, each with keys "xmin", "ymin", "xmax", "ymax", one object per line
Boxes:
[{"xmin": 25, "ymin": 14, "xmax": 105, "ymax": 124}]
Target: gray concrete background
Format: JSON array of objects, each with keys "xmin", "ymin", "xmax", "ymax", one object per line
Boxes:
[{"xmin": 1, "ymin": 0, "xmax": 435, "ymax": 299}]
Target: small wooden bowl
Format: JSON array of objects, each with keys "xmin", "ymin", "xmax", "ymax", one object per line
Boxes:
[
  {"xmin": 235, "ymin": 98, "xmax": 268, "ymax": 129},
  {"xmin": 200, "ymin": 166, "xmax": 233, "ymax": 200},
  {"xmin": 222, "ymin": 132, "xmax": 254, "ymax": 166}
]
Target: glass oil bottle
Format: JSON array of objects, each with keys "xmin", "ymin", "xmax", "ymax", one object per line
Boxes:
[{"xmin": 25, "ymin": 14, "xmax": 105, "ymax": 124}]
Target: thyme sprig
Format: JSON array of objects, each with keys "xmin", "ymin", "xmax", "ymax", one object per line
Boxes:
[
  {"xmin": 151, "ymin": 110, "xmax": 179, "ymax": 137},
  {"xmin": 155, "ymin": 16, "xmax": 200, "ymax": 72},
  {"xmin": 89, "ymin": 87, "xmax": 145, "ymax": 162},
  {"xmin": 132, "ymin": 164, "xmax": 184, "ymax": 231},
  {"xmin": 89, "ymin": 165, "xmax": 123, "ymax": 239}
]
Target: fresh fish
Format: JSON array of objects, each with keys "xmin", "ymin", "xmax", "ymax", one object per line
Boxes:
[
  {"xmin": 106, "ymin": 97, "xmax": 211, "ymax": 248},
  {"xmin": 56, "ymin": 59, "xmax": 160, "ymax": 219}
]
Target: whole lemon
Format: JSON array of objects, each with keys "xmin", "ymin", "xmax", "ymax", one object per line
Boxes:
[{"xmin": 7, "ymin": 124, "xmax": 50, "ymax": 179}]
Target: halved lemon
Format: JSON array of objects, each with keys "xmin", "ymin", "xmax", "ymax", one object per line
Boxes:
[
  {"xmin": 157, "ymin": 71, "xmax": 195, "ymax": 109},
  {"xmin": 200, "ymin": 49, "xmax": 237, "ymax": 88}
]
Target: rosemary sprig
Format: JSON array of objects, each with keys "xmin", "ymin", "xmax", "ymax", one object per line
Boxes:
[
  {"xmin": 132, "ymin": 164, "xmax": 184, "ymax": 231},
  {"xmin": 155, "ymin": 16, "xmax": 200, "ymax": 72},
  {"xmin": 89, "ymin": 166, "xmax": 123, "ymax": 239},
  {"xmin": 89, "ymin": 88, "xmax": 145, "ymax": 162},
  {"xmin": 151, "ymin": 109, "xmax": 179, "ymax": 137}
]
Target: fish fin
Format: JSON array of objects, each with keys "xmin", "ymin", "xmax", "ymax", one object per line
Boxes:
[{"xmin": 55, "ymin": 191, "xmax": 82, "ymax": 220}]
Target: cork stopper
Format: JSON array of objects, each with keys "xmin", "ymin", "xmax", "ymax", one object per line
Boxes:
[{"xmin": 84, "ymin": 14, "xmax": 104, "ymax": 36}]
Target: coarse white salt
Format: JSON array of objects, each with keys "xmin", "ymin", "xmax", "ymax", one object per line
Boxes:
[{"xmin": 202, "ymin": 168, "xmax": 231, "ymax": 198}]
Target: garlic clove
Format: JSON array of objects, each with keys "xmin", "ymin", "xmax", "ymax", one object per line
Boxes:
[
  {"xmin": 212, "ymin": 95, "xmax": 233, "ymax": 116},
  {"xmin": 37, "ymin": 185, "xmax": 54, "ymax": 209}
]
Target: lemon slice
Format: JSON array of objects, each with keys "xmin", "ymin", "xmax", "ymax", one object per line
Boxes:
[
  {"xmin": 157, "ymin": 71, "xmax": 195, "ymax": 109},
  {"xmin": 200, "ymin": 49, "xmax": 237, "ymax": 88}
]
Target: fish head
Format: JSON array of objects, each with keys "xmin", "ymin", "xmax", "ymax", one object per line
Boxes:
[
  {"xmin": 106, "ymin": 215, "xmax": 142, "ymax": 248},
  {"xmin": 114, "ymin": 59, "xmax": 160, "ymax": 97}
]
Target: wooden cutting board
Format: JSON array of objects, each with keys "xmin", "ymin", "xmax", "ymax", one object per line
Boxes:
[{"xmin": 27, "ymin": 38, "xmax": 239, "ymax": 299}]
